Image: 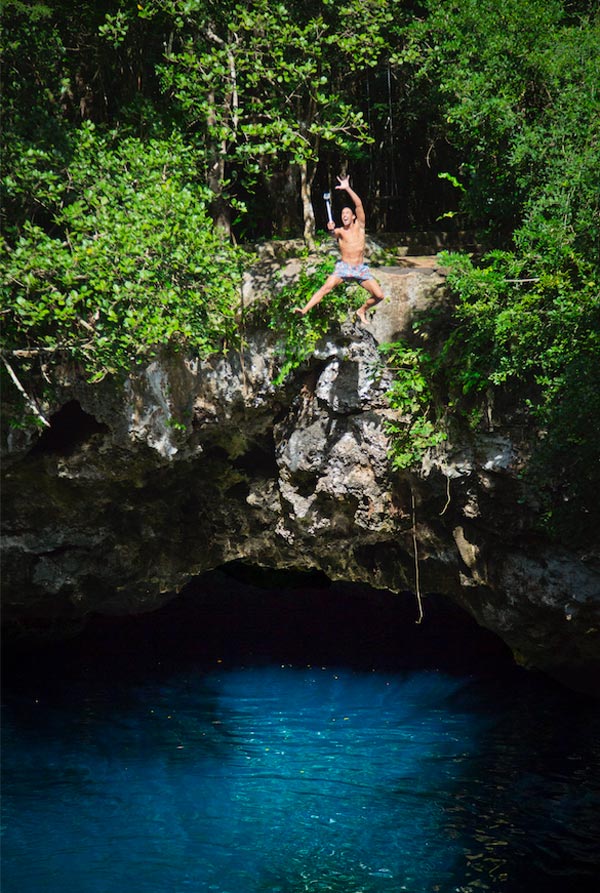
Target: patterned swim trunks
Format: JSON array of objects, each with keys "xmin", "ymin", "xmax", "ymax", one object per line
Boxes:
[{"xmin": 334, "ymin": 261, "xmax": 374, "ymax": 282}]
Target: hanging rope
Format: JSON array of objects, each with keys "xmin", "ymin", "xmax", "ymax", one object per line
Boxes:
[
  {"xmin": 411, "ymin": 486, "xmax": 424, "ymax": 624},
  {"xmin": 439, "ymin": 473, "xmax": 451, "ymax": 516}
]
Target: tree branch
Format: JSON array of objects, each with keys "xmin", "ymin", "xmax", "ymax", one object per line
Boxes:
[
  {"xmin": 206, "ymin": 26, "xmax": 239, "ymax": 132},
  {"xmin": 1, "ymin": 353, "xmax": 50, "ymax": 427}
]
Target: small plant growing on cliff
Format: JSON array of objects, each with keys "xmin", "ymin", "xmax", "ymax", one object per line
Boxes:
[
  {"xmin": 248, "ymin": 260, "xmax": 355, "ymax": 385},
  {"xmin": 380, "ymin": 341, "xmax": 447, "ymax": 469}
]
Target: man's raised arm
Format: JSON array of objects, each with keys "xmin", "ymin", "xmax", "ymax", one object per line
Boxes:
[{"xmin": 335, "ymin": 175, "xmax": 365, "ymax": 225}]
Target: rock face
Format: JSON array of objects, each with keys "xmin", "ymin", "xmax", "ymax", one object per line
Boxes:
[{"xmin": 2, "ymin": 252, "xmax": 599, "ymax": 693}]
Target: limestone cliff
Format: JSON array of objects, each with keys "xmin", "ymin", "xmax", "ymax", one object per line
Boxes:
[{"xmin": 2, "ymin": 246, "xmax": 599, "ymax": 693}]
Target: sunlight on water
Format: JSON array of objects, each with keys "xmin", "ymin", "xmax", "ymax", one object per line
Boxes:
[
  {"xmin": 3, "ymin": 662, "xmax": 600, "ymax": 893},
  {"xmin": 2, "ymin": 583, "xmax": 600, "ymax": 893}
]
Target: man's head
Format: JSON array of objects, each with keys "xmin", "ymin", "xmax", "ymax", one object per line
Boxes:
[{"xmin": 341, "ymin": 206, "xmax": 356, "ymax": 227}]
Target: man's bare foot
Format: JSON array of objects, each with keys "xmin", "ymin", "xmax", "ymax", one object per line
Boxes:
[{"xmin": 356, "ymin": 307, "xmax": 369, "ymax": 326}]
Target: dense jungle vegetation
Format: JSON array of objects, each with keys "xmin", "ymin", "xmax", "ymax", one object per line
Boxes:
[{"xmin": 1, "ymin": 0, "xmax": 599, "ymax": 544}]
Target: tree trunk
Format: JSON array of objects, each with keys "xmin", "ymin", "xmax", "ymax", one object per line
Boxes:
[
  {"xmin": 300, "ymin": 161, "xmax": 316, "ymax": 250},
  {"xmin": 207, "ymin": 157, "xmax": 231, "ymax": 237},
  {"xmin": 207, "ymin": 87, "xmax": 231, "ymax": 238},
  {"xmin": 265, "ymin": 163, "xmax": 301, "ymax": 238}
]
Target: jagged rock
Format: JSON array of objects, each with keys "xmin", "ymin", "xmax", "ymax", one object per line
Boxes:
[{"xmin": 2, "ymin": 251, "xmax": 599, "ymax": 694}]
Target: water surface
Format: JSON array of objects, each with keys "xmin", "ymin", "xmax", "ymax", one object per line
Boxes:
[{"xmin": 2, "ymin": 577, "xmax": 599, "ymax": 892}]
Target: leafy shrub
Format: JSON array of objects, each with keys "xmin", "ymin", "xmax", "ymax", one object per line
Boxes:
[
  {"xmin": 379, "ymin": 342, "xmax": 447, "ymax": 469},
  {"xmin": 1, "ymin": 126, "xmax": 245, "ymax": 380},
  {"xmin": 437, "ymin": 247, "xmax": 600, "ymax": 546}
]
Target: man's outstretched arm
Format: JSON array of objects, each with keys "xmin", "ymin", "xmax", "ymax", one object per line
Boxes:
[{"xmin": 335, "ymin": 175, "xmax": 365, "ymax": 225}]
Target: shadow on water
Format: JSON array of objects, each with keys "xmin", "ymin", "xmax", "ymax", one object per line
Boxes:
[{"xmin": 2, "ymin": 567, "xmax": 600, "ymax": 893}]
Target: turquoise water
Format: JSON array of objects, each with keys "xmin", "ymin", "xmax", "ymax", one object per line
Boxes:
[{"xmin": 2, "ymin": 578, "xmax": 599, "ymax": 892}]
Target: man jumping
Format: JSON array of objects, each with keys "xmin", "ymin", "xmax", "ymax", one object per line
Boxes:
[{"xmin": 293, "ymin": 175, "xmax": 384, "ymax": 325}]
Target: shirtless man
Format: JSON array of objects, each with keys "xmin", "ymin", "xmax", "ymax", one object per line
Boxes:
[{"xmin": 293, "ymin": 175, "xmax": 384, "ymax": 325}]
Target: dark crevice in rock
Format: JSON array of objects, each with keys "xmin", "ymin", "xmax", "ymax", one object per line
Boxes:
[
  {"xmin": 200, "ymin": 443, "xmax": 231, "ymax": 463},
  {"xmin": 28, "ymin": 400, "xmax": 109, "ymax": 458},
  {"xmin": 298, "ymin": 362, "xmax": 329, "ymax": 396},
  {"xmin": 226, "ymin": 480, "xmax": 251, "ymax": 501},
  {"xmin": 290, "ymin": 471, "xmax": 320, "ymax": 499},
  {"xmin": 233, "ymin": 436, "xmax": 279, "ymax": 479},
  {"xmin": 220, "ymin": 560, "xmax": 332, "ymax": 591}
]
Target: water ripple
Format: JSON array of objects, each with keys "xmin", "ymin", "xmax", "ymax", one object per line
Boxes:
[{"xmin": 3, "ymin": 661, "xmax": 599, "ymax": 893}]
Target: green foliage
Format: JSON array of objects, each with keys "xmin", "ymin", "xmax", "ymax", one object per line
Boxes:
[
  {"xmin": 396, "ymin": 0, "xmax": 600, "ymax": 238},
  {"xmin": 387, "ymin": 0, "xmax": 600, "ymax": 540},
  {"xmin": 379, "ymin": 342, "xmax": 447, "ymax": 469},
  {"xmin": 143, "ymin": 0, "xmax": 379, "ymax": 223},
  {"xmin": 1, "ymin": 127, "xmax": 245, "ymax": 378},
  {"xmin": 1, "ymin": 2, "xmax": 71, "ymax": 236},
  {"xmin": 439, "ymin": 248, "xmax": 598, "ymax": 397},
  {"xmin": 437, "ymin": 249, "xmax": 600, "ymax": 545},
  {"xmin": 1, "ymin": 0, "xmax": 181, "ymax": 238},
  {"xmin": 526, "ymin": 346, "xmax": 600, "ymax": 542}
]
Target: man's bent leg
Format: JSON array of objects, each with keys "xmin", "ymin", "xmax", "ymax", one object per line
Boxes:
[
  {"xmin": 293, "ymin": 275, "xmax": 343, "ymax": 315},
  {"xmin": 356, "ymin": 278, "xmax": 384, "ymax": 324}
]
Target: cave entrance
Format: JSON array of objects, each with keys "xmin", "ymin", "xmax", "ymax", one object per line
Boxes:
[
  {"xmin": 28, "ymin": 400, "xmax": 109, "ymax": 457},
  {"xmin": 167, "ymin": 562, "xmax": 513, "ymax": 674},
  {"xmin": 3, "ymin": 562, "xmax": 514, "ymax": 683}
]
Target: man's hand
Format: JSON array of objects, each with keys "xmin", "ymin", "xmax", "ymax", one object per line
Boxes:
[
  {"xmin": 327, "ymin": 220, "xmax": 336, "ymax": 232},
  {"xmin": 334, "ymin": 173, "xmax": 364, "ymax": 224}
]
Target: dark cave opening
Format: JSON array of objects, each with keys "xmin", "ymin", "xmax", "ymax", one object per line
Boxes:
[
  {"xmin": 2, "ymin": 562, "xmax": 523, "ymax": 691},
  {"xmin": 28, "ymin": 400, "xmax": 109, "ymax": 457}
]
